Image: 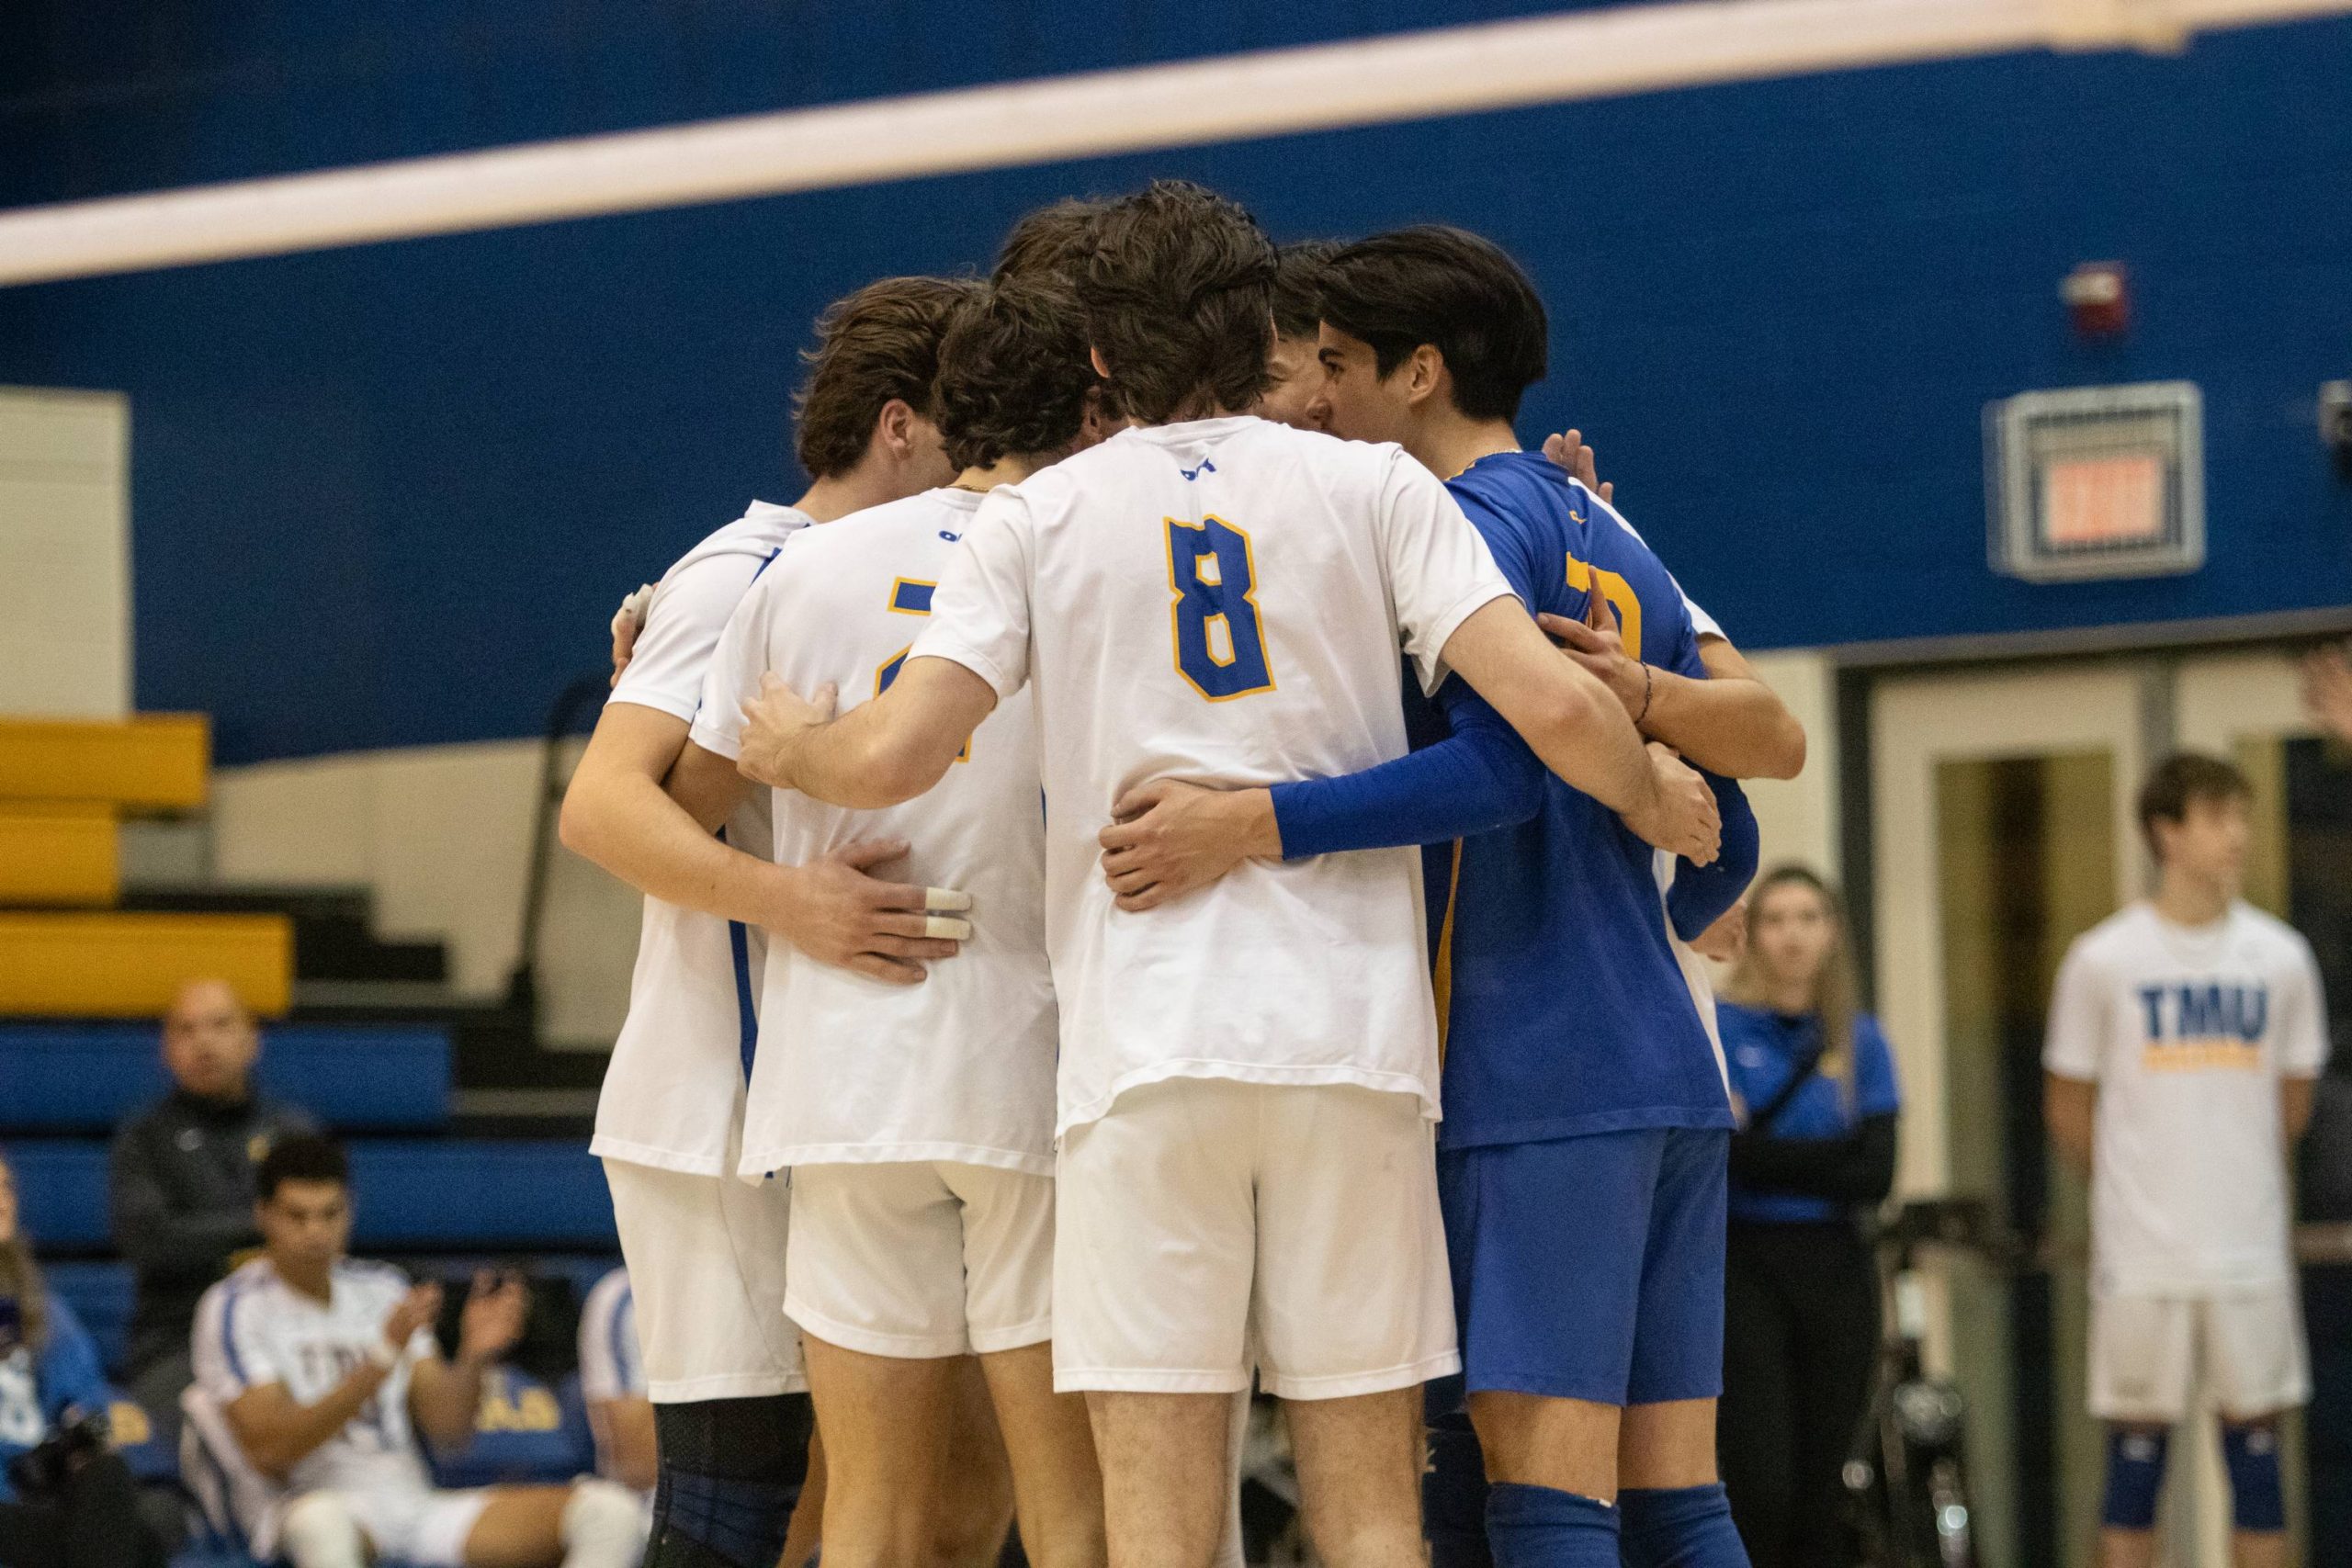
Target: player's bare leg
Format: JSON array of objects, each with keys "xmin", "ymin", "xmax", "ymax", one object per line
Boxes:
[
  {"xmin": 1286, "ymin": 1386, "xmax": 1428, "ymax": 1568},
  {"xmin": 933, "ymin": 1356, "xmax": 1018, "ymax": 1568},
  {"xmin": 461, "ymin": 1481, "xmax": 642, "ymax": 1568},
  {"xmin": 1088, "ymin": 1390, "xmax": 1232, "ymax": 1568},
  {"xmin": 1470, "ymin": 1391, "xmax": 1621, "ymax": 1503},
  {"xmin": 979, "ymin": 1341, "xmax": 1107, "ymax": 1568},
  {"xmin": 1618, "ymin": 1399, "xmax": 1717, "ymax": 1491},
  {"xmin": 802, "ymin": 1336, "xmax": 960, "ymax": 1568},
  {"xmin": 776, "ymin": 1427, "xmax": 826, "ymax": 1568}
]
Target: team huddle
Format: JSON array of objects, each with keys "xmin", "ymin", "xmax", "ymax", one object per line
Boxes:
[{"xmin": 561, "ymin": 179, "xmax": 1806, "ymax": 1568}]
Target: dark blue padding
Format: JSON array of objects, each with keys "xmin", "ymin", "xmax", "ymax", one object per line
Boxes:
[
  {"xmin": 0, "ymin": 1022, "xmax": 453, "ymax": 1132},
  {"xmin": 42, "ymin": 1259, "xmax": 135, "ymax": 1371},
  {"xmin": 11, "ymin": 1139, "xmax": 614, "ymax": 1250}
]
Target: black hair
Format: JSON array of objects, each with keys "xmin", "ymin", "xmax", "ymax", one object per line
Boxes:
[
  {"xmin": 256, "ymin": 1133, "xmax": 350, "ymax": 1202},
  {"xmin": 1317, "ymin": 225, "xmax": 1548, "ymax": 422}
]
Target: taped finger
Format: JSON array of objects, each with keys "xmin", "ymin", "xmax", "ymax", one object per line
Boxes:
[
  {"xmin": 923, "ymin": 914, "xmax": 973, "ymax": 940},
  {"xmin": 924, "ymin": 886, "xmax": 973, "ymax": 912}
]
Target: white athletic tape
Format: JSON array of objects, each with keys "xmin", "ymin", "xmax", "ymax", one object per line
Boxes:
[
  {"xmin": 923, "ymin": 915, "xmax": 974, "ymax": 940},
  {"xmin": 924, "ymin": 887, "xmax": 974, "ymax": 912}
]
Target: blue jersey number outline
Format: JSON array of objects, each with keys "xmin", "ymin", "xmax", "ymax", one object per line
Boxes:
[{"xmin": 1166, "ymin": 515, "xmax": 1274, "ymax": 701}]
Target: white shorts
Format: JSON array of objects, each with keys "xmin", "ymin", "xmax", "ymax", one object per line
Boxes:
[
  {"xmin": 1054, "ymin": 1077, "xmax": 1459, "ymax": 1399},
  {"xmin": 325, "ymin": 1483, "xmax": 492, "ymax": 1568},
  {"xmin": 604, "ymin": 1157, "xmax": 805, "ymax": 1400},
  {"xmin": 785, "ymin": 1161, "xmax": 1055, "ymax": 1359},
  {"xmin": 2088, "ymin": 1288, "xmax": 2311, "ymax": 1423}
]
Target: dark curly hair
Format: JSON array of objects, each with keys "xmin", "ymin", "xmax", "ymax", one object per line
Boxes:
[
  {"xmin": 793, "ymin": 276, "xmax": 982, "ymax": 479},
  {"xmin": 1077, "ymin": 181, "xmax": 1275, "ymax": 424},
  {"xmin": 934, "ymin": 280, "xmax": 1100, "ymax": 472}
]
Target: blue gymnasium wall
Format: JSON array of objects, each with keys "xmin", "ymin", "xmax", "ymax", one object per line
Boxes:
[{"xmin": 2, "ymin": 5, "xmax": 2349, "ymax": 763}]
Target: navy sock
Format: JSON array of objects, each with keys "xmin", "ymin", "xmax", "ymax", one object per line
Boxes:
[
  {"xmin": 1425, "ymin": 1409, "xmax": 1493, "ymax": 1568},
  {"xmin": 1619, "ymin": 1483, "xmax": 1751, "ymax": 1568},
  {"xmin": 1484, "ymin": 1482, "xmax": 1618, "ymax": 1568}
]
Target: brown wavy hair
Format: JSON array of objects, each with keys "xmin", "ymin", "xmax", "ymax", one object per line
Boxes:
[
  {"xmin": 934, "ymin": 280, "xmax": 1100, "ymax": 473},
  {"xmin": 0, "ymin": 1148, "xmax": 48, "ymax": 1350},
  {"xmin": 793, "ymin": 276, "xmax": 982, "ymax": 479},
  {"xmin": 1076, "ymin": 180, "xmax": 1275, "ymax": 424},
  {"xmin": 992, "ymin": 197, "xmax": 1111, "ymax": 285}
]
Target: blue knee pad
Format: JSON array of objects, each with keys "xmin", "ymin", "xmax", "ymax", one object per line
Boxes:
[
  {"xmin": 2101, "ymin": 1428, "xmax": 2168, "ymax": 1531},
  {"xmin": 2222, "ymin": 1425, "xmax": 2285, "ymax": 1533}
]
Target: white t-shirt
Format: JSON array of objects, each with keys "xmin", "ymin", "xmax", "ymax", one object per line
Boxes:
[
  {"xmin": 592, "ymin": 501, "xmax": 811, "ymax": 1176},
  {"xmin": 576, "ymin": 1268, "xmax": 643, "ymax": 1405},
  {"xmin": 909, "ymin": 416, "xmax": 1515, "ymax": 1134},
  {"xmin": 693, "ymin": 489, "xmax": 1057, "ymax": 1176},
  {"xmin": 192, "ymin": 1258, "xmax": 438, "ymax": 1500},
  {"xmin": 2044, "ymin": 899, "xmax": 2329, "ymax": 1295}
]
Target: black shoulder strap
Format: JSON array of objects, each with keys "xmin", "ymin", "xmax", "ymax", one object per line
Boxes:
[{"xmin": 1746, "ymin": 1040, "xmax": 1831, "ymax": 1135}]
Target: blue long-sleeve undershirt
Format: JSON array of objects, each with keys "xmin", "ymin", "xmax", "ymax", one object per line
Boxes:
[{"xmin": 1268, "ymin": 679, "xmax": 1758, "ymax": 942}]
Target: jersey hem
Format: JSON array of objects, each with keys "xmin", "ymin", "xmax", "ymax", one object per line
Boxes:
[
  {"xmin": 603, "ymin": 690, "xmax": 698, "ymax": 724},
  {"xmin": 1436, "ymin": 1104, "xmax": 1735, "ymax": 1151},
  {"xmin": 739, "ymin": 1142, "xmax": 1055, "ymax": 1179},
  {"xmin": 1413, "ymin": 584, "xmax": 1518, "ymax": 694},
  {"xmin": 588, "ymin": 1136, "xmax": 731, "ymax": 1179},
  {"xmin": 908, "ymin": 637, "xmax": 1019, "ymax": 703},
  {"xmin": 686, "ymin": 717, "xmax": 742, "ymax": 761},
  {"xmin": 1059, "ymin": 1060, "xmax": 1440, "ymax": 1136}
]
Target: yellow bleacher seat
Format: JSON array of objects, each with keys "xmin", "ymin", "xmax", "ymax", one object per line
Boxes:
[
  {"xmin": 0, "ymin": 715, "xmax": 209, "ymax": 813},
  {"xmin": 0, "ymin": 911, "xmax": 290, "ymax": 1017},
  {"xmin": 0, "ymin": 802, "xmax": 119, "ymax": 905}
]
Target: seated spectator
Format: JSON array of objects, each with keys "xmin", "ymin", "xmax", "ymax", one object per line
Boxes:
[
  {"xmin": 575, "ymin": 1269, "xmax": 652, "ymax": 1497},
  {"xmin": 111, "ymin": 977, "xmax": 317, "ymax": 1438},
  {"xmin": 189, "ymin": 1135, "xmax": 640, "ymax": 1568},
  {"xmin": 0, "ymin": 1148, "xmax": 173, "ymax": 1568}
]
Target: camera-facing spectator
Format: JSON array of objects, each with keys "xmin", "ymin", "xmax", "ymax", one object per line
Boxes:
[
  {"xmin": 110, "ymin": 979, "xmax": 317, "ymax": 1435},
  {"xmin": 188, "ymin": 1135, "xmax": 641, "ymax": 1568},
  {"xmin": 0, "ymin": 1148, "xmax": 174, "ymax": 1568}
]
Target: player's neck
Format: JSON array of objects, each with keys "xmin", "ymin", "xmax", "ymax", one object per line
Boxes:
[
  {"xmin": 794, "ymin": 463, "xmax": 915, "ymax": 525},
  {"xmin": 271, "ymin": 1251, "xmax": 334, "ymax": 1302},
  {"xmin": 2152, "ymin": 869, "xmax": 2231, "ymax": 929},
  {"xmin": 1413, "ymin": 412, "xmax": 1521, "ymax": 481},
  {"xmin": 953, "ymin": 456, "xmax": 1042, "ymax": 492}
]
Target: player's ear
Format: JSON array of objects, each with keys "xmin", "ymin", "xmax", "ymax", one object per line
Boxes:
[
  {"xmin": 1089, "ymin": 344, "xmax": 1112, "ymax": 380},
  {"xmin": 874, "ymin": 398, "xmax": 916, "ymax": 456},
  {"xmin": 1404, "ymin": 344, "xmax": 1444, "ymax": 409}
]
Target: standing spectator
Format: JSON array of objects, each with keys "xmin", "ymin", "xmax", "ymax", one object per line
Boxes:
[
  {"xmin": 0, "ymin": 1149, "xmax": 172, "ymax": 1568},
  {"xmin": 110, "ymin": 978, "xmax": 316, "ymax": 1435},
  {"xmin": 1713, "ymin": 867, "xmax": 1900, "ymax": 1568},
  {"xmin": 2045, "ymin": 753, "xmax": 2326, "ymax": 1568}
]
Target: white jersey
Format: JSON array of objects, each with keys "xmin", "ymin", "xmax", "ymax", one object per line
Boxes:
[
  {"xmin": 593, "ymin": 501, "xmax": 812, "ymax": 1176},
  {"xmin": 2044, "ymin": 900, "xmax": 2329, "ymax": 1295},
  {"xmin": 909, "ymin": 416, "xmax": 1514, "ymax": 1134},
  {"xmin": 694, "ymin": 489, "xmax": 1056, "ymax": 1176},
  {"xmin": 577, "ymin": 1268, "xmax": 643, "ymax": 1404},
  {"xmin": 192, "ymin": 1258, "xmax": 437, "ymax": 1499}
]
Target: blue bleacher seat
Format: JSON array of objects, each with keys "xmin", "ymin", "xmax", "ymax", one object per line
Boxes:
[
  {"xmin": 13, "ymin": 1140, "xmax": 613, "ymax": 1251},
  {"xmin": 43, "ymin": 1258, "xmax": 136, "ymax": 1370},
  {"xmin": 0, "ymin": 1021, "xmax": 454, "ymax": 1132}
]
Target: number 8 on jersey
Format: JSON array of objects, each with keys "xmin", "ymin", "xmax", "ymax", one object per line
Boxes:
[{"xmin": 1166, "ymin": 516, "xmax": 1274, "ymax": 701}]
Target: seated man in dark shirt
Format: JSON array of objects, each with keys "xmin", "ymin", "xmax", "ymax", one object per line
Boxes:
[{"xmin": 109, "ymin": 978, "xmax": 316, "ymax": 1438}]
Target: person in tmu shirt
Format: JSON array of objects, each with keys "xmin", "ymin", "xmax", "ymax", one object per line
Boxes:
[{"xmin": 2044, "ymin": 752, "xmax": 2327, "ymax": 1568}]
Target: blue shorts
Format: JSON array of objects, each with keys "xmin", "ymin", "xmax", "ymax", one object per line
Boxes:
[{"xmin": 1437, "ymin": 1125, "xmax": 1727, "ymax": 1405}]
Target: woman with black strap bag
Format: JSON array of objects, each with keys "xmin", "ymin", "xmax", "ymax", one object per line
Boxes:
[{"xmin": 1714, "ymin": 868, "xmax": 1901, "ymax": 1568}]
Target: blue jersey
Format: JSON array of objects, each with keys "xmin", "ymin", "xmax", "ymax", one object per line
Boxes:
[
  {"xmin": 1719, "ymin": 1003, "xmax": 1901, "ymax": 1224},
  {"xmin": 1431, "ymin": 452, "xmax": 1734, "ymax": 1148},
  {"xmin": 0, "ymin": 1294, "xmax": 112, "ymax": 1503}
]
